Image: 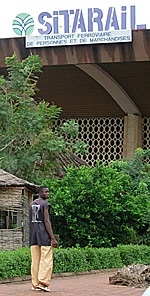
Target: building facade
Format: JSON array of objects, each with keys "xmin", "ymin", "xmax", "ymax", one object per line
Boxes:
[{"xmin": 0, "ymin": 30, "xmax": 149, "ymax": 166}]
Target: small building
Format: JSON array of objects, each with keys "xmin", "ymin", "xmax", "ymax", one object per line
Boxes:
[
  {"xmin": 56, "ymin": 151, "xmax": 90, "ymax": 178},
  {"xmin": 0, "ymin": 169, "xmax": 38, "ymax": 251},
  {"xmin": 0, "ymin": 153, "xmax": 88, "ymax": 251}
]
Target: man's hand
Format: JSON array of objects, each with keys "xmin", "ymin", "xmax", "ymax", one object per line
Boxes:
[{"xmin": 51, "ymin": 238, "xmax": 58, "ymax": 248}]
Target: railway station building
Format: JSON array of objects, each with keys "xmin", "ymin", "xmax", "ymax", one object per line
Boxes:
[{"xmin": 0, "ymin": 3, "xmax": 149, "ymax": 167}]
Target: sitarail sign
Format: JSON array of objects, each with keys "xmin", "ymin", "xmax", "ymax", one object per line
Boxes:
[
  {"xmin": 26, "ymin": 30, "xmax": 132, "ymax": 48},
  {"xmin": 25, "ymin": 5, "xmax": 145, "ymax": 47},
  {"xmin": 36, "ymin": 6, "xmax": 145, "ymax": 34},
  {"xmin": 0, "ymin": 3, "xmax": 148, "ymax": 45}
]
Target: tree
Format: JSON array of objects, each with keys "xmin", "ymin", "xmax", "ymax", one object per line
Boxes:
[{"xmin": 0, "ymin": 54, "xmax": 86, "ymax": 183}]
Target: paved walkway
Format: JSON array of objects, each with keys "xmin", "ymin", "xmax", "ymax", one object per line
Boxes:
[{"xmin": 0, "ymin": 273, "xmax": 146, "ymax": 296}]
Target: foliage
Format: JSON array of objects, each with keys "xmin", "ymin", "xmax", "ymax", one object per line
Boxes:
[
  {"xmin": 118, "ymin": 244, "xmax": 150, "ymax": 265},
  {"xmin": 110, "ymin": 148, "xmax": 150, "ymax": 191},
  {"xmin": 0, "ymin": 246, "xmax": 122, "ymax": 279},
  {"xmin": 43, "ymin": 152, "xmax": 150, "ymax": 247},
  {"xmin": 0, "ymin": 247, "xmax": 31, "ymax": 279},
  {"xmin": 110, "ymin": 148, "xmax": 150, "ymax": 244},
  {"xmin": 0, "ymin": 54, "xmax": 86, "ymax": 183},
  {"xmin": 1, "ymin": 245, "xmax": 150, "ymax": 279}
]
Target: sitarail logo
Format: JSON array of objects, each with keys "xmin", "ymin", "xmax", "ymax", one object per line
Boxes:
[{"xmin": 12, "ymin": 13, "xmax": 34, "ymax": 36}]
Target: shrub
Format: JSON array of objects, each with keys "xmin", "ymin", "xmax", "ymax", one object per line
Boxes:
[
  {"xmin": 83, "ymin": 247, "xmax": 123, "ymax": 270},
  {"xmin": 110, "ymin": 148, "xmax": 150, "ymax": 191},
  {"xmin": 42, "ymin": 152, "xmax": 150, "ymax": 247},
  {"xmin": 0, "ymin": 246, "xmax": 123, "ymax": 279},
  {"xmin": 118, "ymin": 244, "xmax": 150, "ymax": 265},
  {"xmin": 0, "ymin": 247, "xmax": 31, "ymax": 279},
  {"xmin": 53, "ymin": 247, "xmax": 123, "ymax": 273},
  {"xmin": 1, "ymin": 245, "xmax": 150, "ymax": 279}
]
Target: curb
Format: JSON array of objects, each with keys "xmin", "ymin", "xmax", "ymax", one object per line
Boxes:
[{"xmin": 0, "ymin": 268, "xmax": 118, "ymax": 284}]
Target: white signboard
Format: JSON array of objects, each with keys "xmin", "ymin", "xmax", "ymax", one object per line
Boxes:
[
  {"xmin": 0, "ymin": 0, "xmax": 150, "ymax": 39},
  {"xmin": 26, "ymin": 30, "xmax": 132, "ymax": 48}
]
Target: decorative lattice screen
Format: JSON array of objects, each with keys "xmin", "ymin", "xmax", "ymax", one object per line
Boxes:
[
  {"xmin": 142, "ymin": 117, "xmax": 150, "ymax": 163},
  {"xmin": 142, "ymin": 117, "xmax": 150, "ymax": 150},
  {"xmin": 56, "ymin": 118, "xmax": 124, "ymax": 166}
]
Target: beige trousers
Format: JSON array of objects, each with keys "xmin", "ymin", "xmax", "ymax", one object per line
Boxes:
[{"xmin": 31, "ymin": 245, "xmax": 53, "ymax": 288}]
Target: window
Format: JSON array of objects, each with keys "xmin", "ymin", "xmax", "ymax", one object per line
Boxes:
[{"xmin": 0, "ymin": 209, "xmax": 19, "ymax": 229}]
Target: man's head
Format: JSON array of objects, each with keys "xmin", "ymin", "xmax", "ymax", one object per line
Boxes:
[{"xmin": 39, "ymin": 186, "xmax": 49, "ymax": 200}]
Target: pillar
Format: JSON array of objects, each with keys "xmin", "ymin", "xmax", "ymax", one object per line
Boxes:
[{"xmin": 123, "ymin": 114, "xmax": 142, "ymax": 159}]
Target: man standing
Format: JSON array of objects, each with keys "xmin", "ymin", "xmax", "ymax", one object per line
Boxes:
[{"xmin": 29, "ymin": 186, "xmax": 58, "ymax": 292}]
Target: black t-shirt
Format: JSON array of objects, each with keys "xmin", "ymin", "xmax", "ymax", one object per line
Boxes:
[{"xmin": 29, "ymin": 198, "xmax": 51, "ymax": 246}]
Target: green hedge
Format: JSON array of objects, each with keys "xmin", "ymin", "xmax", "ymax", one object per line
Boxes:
[
  {"xmin": 54, "ymin": 247, "xmax": 122, "ymax": 273},
  {"xmin": 1, "ymin": 245, "xmax": 150, "ymax": 280},
  {"xmin": 118, "ymin": 244, "xmax": 150, "ymax": 265},
  {"xmin": 0, "ymin": 247, "xmax": 31, "ymax": 279}
]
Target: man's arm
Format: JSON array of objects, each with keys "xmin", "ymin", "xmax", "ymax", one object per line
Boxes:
[{"xmin": 44, "ymin": 207, "xmax": 58, "ymax": 248}]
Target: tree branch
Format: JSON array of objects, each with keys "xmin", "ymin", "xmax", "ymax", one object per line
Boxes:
[{"xmin": 0, "ymin": 138, "xmax": 16, "ymax": 153}]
